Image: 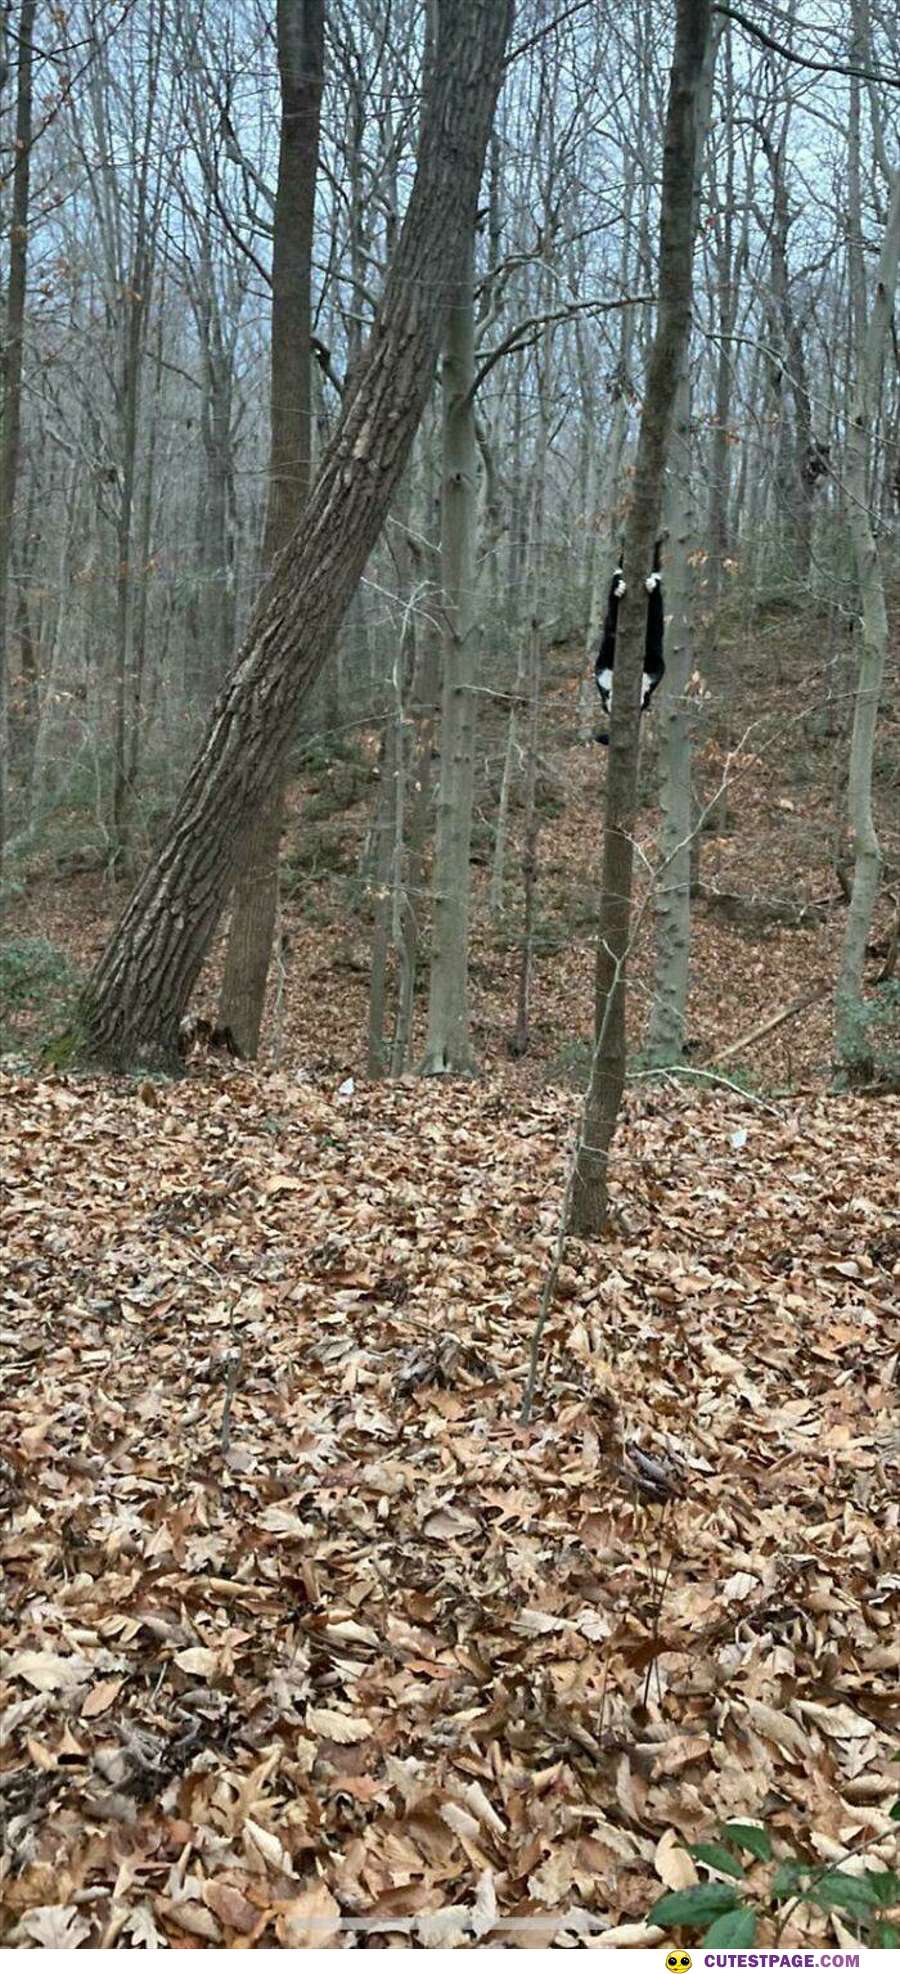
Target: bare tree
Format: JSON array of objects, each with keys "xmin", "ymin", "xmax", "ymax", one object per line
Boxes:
[
  {"xmin": 420, "ymin": 229, "xmax": 479, "ymax": 1074},
  {"xmin": 78, "ymin": 0, "xmax": 514, "ymax": 1071},
  {"xmin": 0, "ymin": 0, "xmax": 37, "ymax": 875},
  {"xmin": 834, "ymin": 62, "xmax": 900, "ymax": 1071},
  {"xmin": 570, "ymin": 0, "xmax": 713, "ymax": 1238},
  {"xmin": 216, "ymin": 0, "xmax": 325, "ymax": 1059},
  {"xmin": 646, "ymin": 23, "xmax": 719, "ymax": 1065}
]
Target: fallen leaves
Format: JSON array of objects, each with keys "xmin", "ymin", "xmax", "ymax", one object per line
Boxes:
[
  {"xmin": 81, "ymin": 1676, "xmax": 125, "ymax": 1718},
  {"xmin": 2, "ymin": 1065, "xmax": 899, "ymax": 1946},
  {"xmin": 277, "ymin": 1882, "xmax": 341, "ymax": 1948},
  {"xmin": 306, "ymin": 1706, "xmax": 372, "ymax": 1745},
  {"xmin": 655, "ymin": 1828, "xmax": 698, "ymax": 1890},
  {"xmin": 173, "ymin": 1647, "xmax": 219, "ymax": 1678},
  {"xmin": 6, "ymin": 1650, "xmax": 89, "ymax": 1695},
  {"xmin": 14, "ymin": 1905, "xmax": 92, "ymax": 1949}
]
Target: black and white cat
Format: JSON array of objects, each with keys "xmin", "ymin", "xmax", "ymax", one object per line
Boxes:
[{"xmin": 594, "ymin": 538, "xmax": 665, "ymax": 744}]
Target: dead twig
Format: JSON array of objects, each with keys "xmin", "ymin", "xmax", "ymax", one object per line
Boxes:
[
  {"xmin": 220, "ymin": 1344, "xmax": 243, "ymax": 1454},
  {"xmin": 704, "ymin": 982, "xmax": 831, "ymax": 1067}
]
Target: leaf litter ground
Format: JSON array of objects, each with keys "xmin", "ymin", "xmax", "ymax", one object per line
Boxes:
[{"xmin": 2, "ymin": 1065, "xmax": 900, "ymax": 1947}]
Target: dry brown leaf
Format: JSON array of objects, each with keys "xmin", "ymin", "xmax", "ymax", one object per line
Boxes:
[
  {"xmin": 450, "ymin": 1776, "xmax": 507, "ymax": 1837},
  {"xmin": 306, "ymin": 1705, "xmax": 372, "ymax": 1744},
  {"xmin": 721, "ymin": 1570, "xmax": 759, "ymax": 1602},
  {"xmin": 528, "ymin": 1846, "xmax": 575, "ymax": 1903},
  {"xmin": 654, "ymin": 1827, "xmax": 698, "ymax": 1890},
  {"xmin": 745, "ymin": 1701, "xmax": 809, "ymax": 1759},
  {"xmin": 616, "ymin": 1753, "xmax": 647, "ymax": 1823},
  {"xmin": 794, "ymin": 1700, "xmax": 872, "ymax": 1740},
  {"xmin": 651, "ymin": 1734, "xmax": 712, "ymax": 1778},
  {"xmin": 16, "ymin": 1906, "xmax": 92, "ymax": 1949},
  {"xmin": 422, "ymin": 1504, "xmax": 479, "ymax": 1539},
  {"xmin": 514, "ymin": 1609, "xmax": 567, "ymax": 1634},
  {"xmin": 202, "ymin": 1879, "xmax": 260, "ymax": 1934},
  {"xmin": 81, "ymin": 1676, "xmax": 125, "ymax": 1718},
  {"xmin": 163, "ymin": 1899, "xmax": 221, "ymax": 1943},
  {"xmin": 119, "ymin": 1905, "xmax": 163, "ymax": 1949},
  {"xmin": 277, "ymin": 1881, "xmax": 341, "ymax": 1948},
  {"xmin": 243, "ymin": 1818, "xmax": 293, "ymax": 1876},
  {"xmin": 417, "ymin": 1905, "xmax": 471, "ymax": 1946},
  {"xmin": 7, "ymin": 1650, "xmax": 88, "ymax": 1694},
  {"xmin": 258, "ymin": 1505, "xmax": 316, "ymax": 1538},
  {"xmin": 173, "ymin": 1646, "xmax": 218, "ymax": 1678}
]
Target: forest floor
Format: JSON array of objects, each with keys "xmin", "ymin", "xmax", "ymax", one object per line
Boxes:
[{"xmin": 2, "ymin": 600, "xmax": 900, "ymax": 1947}]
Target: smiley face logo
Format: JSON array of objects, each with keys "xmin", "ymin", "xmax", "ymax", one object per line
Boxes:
[{"xmin": 665, "ymin": 1956, "xmax": 692, "ymax": 1973}]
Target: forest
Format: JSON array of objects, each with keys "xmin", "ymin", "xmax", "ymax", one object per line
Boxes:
[{"xmin": 2, "ymin": 0, "xmax": 900, "ymax": 1952}]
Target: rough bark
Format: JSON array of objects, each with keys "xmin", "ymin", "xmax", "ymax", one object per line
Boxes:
[
  {"xmin": 79, "ymin": 0, "xmax": 513, "ymax": 1071},
  {"xmin": 109, "ymin": 2, "xmax": 166, "ymax": 862},
  {"xmin": 217, "ymin": 0, "xmax": 324, "ymax": 1059},
  {"xmin": 761, "ymin": 125, "xmax": 819, "ymax": 587},
  {"xmin": 391, "ymin": 519, "xmax": 441, "ymax": 1074},
  {"xmin": 0, "ymin": 0, "xmax": 37, "ymax": 877},
  {"xmin": 421, "ymin": 227, "xmax": 479, "ymax": 1075},
  {"xmin": 570, "ymin": 0, "xmax": 712, "ymax": 1238},
  {"xmin": 834, "ymin": 167, "xmax": 900, "ymax": 1070},
  {"xmin": 190, "ymin": 267, "xmax": 238, "ymax": 714},
  {"xmin": 705, "ymin": 21, "xmax": 747, "ymax": 596},
  {"xmin": 583, "ymin": 234, "xmax": 636, "ymax": 665},
  {"xmin": 646, "ymin": 365, "xmax": 695, "ymax": 1065},
  {"xmin": 646, "ymin": 24, "xmax": 718, "ymax": 1064}
]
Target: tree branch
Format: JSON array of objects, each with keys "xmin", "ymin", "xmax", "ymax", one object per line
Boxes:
[
  {"xmin": 467, "ymin": 296, "xmax": 651, "ymax": 403},
  {"xmin": 714, "ymin": 4, "xmax": 900, "ymax": 85}
]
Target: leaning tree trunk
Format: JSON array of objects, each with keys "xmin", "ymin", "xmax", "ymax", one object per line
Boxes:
[
  {"xmin": 0, "ymin": 0, "xmax": 37, "ymax": 877},
  {"xmin": 217, "ymin": 0, "xmax": 324, "ymax": 1059},
  {"xmin": 570, "ymin": 0, "xmax": 713, "ymax": 1238},
  {"xmin": 834, "ymin": 165, "xmax": 900, "ymax": 1072},
  {"xmin": 78, "ymin": 0, "xmax": 514, "ymax": 1072}
]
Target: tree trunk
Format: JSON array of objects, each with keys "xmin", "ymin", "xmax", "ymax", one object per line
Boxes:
[
  {"xmin": 217, "ymin": 0, "xmax": 325, "ymax": 1059},
  {"xmin": 109, "ymin": 5, "xmax": 164, "ymax": 865},
  {"xmin": 79, "ymin": 0, "xmax": 513, "ymax": 1072},
  {"xmin": 646, "ymin": 23, "xmax": 718, "ymax": 1063},
  {"xmin": 570, "ymin": 0, "xmax": 712, "ymax": 1238},
  {"xmin": 391, "ymin": 509, "xmax": 442, "ymax": 1074},
  {"xmin": 111, "ymin": 276, "xmax": 149, "ymax": 860},
  {"xmin": 367, "ymin": 631, "xmax": 408, "ymax": 1078},
  {"xmin": 579, "ymin": 369, "xmax": 635, "ymax": 742},
  {"xmin": 834, "ymin": 166, "xmax": 900, "ymax": 1069},
  {"xmin": 583, "ymin": 223, "xmax": 636, "ymax": 668},
  {"xmin": 646, "ymin": 365, "xmax": 695, "ymax": 1064},
  {"xmin": 511, "ymin": 300, "xmax": 552, "ymax": 1058},
  {"xmin": 705, "ymin": 22, "xmax": 746, "ymax": 599},
  {"xmin": 0, "ymin": 0, "xmax": 36, "ymax": 877},
  {"xmin": 761, "ymin": 125, "xmax": 819, "ymax": 588},
  {"xmin": 421, "ymin": 227, "xmax": 479, "ymax": 1075}
]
